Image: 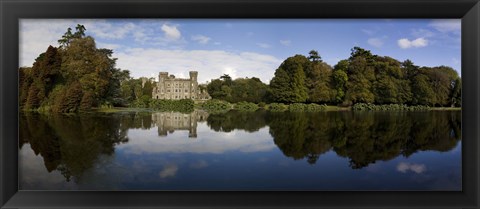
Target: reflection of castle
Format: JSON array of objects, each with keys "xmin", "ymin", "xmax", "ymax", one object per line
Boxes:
[{"xmin": 152, "ymin": 110, "xmax": 209, "ymax": 138}]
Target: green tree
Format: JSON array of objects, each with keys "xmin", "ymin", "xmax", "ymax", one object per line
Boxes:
[
  {"xmin": 344, "ymin": 48, "xmax": 376, "ymax": 104},
  {"xmin": 332, "ymin": 60, "xmax": 349, "ymax": 103},
  {"xmin": 269, "ymin": 55, "xmax": 309, "ymax": 103},
  {"xmin": 451, "ymin": 78, "xmax": 461, "ymax": 107},
  {"xmin": 411, "ymin": 72, "xmax": 436, "ymax": 105},
  {"xmin": 308, "ymin": 50, "xmax": 322, "ymax": 62},
  {"xmin": 372, "ymin": 56, "xmax": 412, "ymax": 104}
]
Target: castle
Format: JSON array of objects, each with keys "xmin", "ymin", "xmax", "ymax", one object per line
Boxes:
[{"xmin": 152, "ymin": 71, "xmax": 211, "ymax": 100}]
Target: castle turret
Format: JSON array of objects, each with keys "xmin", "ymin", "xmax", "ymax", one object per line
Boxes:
[
  {"xmin": 189, "ymin": 71, "xmax": 198, "ymax": 82},
  {"xmin": 159, "ymin": 72, "xmax": 168, "ymax": 82}
]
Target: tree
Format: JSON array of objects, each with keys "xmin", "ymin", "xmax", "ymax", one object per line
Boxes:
[
  {"xmin": 21, "ymin": 25, "xmax": 129, "ymax": 112},
  {"xmin": 332, "ymin": 60, "xmax": 349, "ymax": 103},
  {"xmin": 372, "ymin": 56, "xmax": 411, "ymax": 104},
  {"xmin": 305, "ymin": 61, "xmax": 335, "ymax": 103},
  {"xmin": 220, "ymin": 74, "xmax": 233, "ymax": 86},
  {"xmin": 64, "ymin": 82, "xmax": 84, "ymax": 112},
  {"xmin": 344, "ymin": 48, "xmax": 376, "ymax": 104},
  {"xmin": 58, "ymin": 28, "xmax": 73, "ymax": 48},
  {"xmin": 269, "ymin": 55, "xmax": 309, "ymax": 103},
  {"xmin": 308, "ymin": 50, "xmax": 322, "ymax": 62},
  {"xmin": 411, "ymin": 72, "xmax": 435, "ymax": 105},
  {"xmin": 73, "ymin": 24, "xmax": 86, "ymax": 38},
  {"xmin": 451, "ymin": 78, "xmax": 461, "ymax": 107}
]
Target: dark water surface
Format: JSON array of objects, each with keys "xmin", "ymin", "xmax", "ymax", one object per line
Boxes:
[{"xmin": 19, "ymin": 110, "xmax": 461, "ymax": 190}]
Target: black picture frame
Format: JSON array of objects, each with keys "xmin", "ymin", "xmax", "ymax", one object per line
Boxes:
[{"xmin": 1, "ymin": 0, "xmax": 479, "ymax": 208}]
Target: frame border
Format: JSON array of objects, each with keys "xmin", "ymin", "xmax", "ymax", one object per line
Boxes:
[{"xmin": 1, "ymin": 0, "xmax": 479, "ymax": 208}]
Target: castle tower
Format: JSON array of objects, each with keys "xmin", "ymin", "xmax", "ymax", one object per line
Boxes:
[
  {"xmin": 189, "ymin": 71, "xmax": 198, "ymax": 82},
  {"xmin": 159, "ymin": 72, "xmax": 168, "ymax": 82}
]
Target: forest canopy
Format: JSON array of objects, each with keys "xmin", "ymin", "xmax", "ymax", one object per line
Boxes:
[{"xmin": 207, "ymin": 48, "xmax": 461, "ymax": 107}]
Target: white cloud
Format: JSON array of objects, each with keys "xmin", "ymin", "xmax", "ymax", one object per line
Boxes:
[
  {"xmin": 191, "ymin": 35, "xmax": 211, "ymax": 44},
  {"xmin": 256, "ymin": 43, "xmax": 271, "ymax": 49},
  {"xmin": 130, "ymin": 22, "xmax": 186, "ymax": 47},
  {"xmin": 280, "ymin": 40, "xmax": 291, "ymax": 46},
  {"xmin": 411, "ymin": 28, "xmax": 435, "ymax": 38},
  {"xmin": 96, "ymin": 42, "xmax": 122, "ymax": 50},
  {"xmin": 114, "ymin": 48, "xmax": 282, "ymax": 83},
  {"xmin": 120, "ymin": 124, "xmax": 276, "ymax": 154},
  {"xmin": 367, "ymin": 38, "xmax": 384, "ymax": 48},
  {"xmin": 159, "ymin": 164, "xmax": 178, "ymax": 178},
  {"xmin": 361, "ymin": 28, "xmax": 376, "ymax": 36},
  {"xmin": 161, "ymin": 24, "xmax": 181, "ymax": 40},
  {"xmin": 397, "ymin": 37, "xmax": 428, "ymax": 49},
  {"xmin": 87, "ymin": 21, "xmax": 135, "ymax": 39},
  {"xmin": 429, "ymin": 19, "xmax": 461, "ymax": 33},
  {"xmin": 397, "ymin": 162, "xmax": 427, "ymax": 174},
  {"xmin": 19, "ymin": 19, "xmax": 78, "ymax": 67},
  {"xmin": 213, "ymin": 42, "xmax": 221, "ymax": 45}
]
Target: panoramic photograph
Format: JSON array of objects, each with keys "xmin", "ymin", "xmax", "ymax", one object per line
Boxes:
[{"xmin": 18, "ymin": 19, "xmax": 461, "ymax": 190}]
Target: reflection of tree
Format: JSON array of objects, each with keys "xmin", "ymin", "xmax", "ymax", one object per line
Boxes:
[
  {"xmin": 20, "ymin": 113, "xmax": 130, "ymax": 182},
  {"xmin": 264, "ymin": 111, "xmax": 461, "ymax": 168},
  {"xmin": 267, "ymin": 112, "xmax": 332, "ymax": 164},
  {"xmin": 403, "ymin": 111, "xmax": 462, "ymax": 156},
  {"xmin": 206, "ymin": 110, "xmax": 267, "ymax": 133},
  {"xmin": 334, "ymin": 112, "xmax": 413, "ymax": 169}
]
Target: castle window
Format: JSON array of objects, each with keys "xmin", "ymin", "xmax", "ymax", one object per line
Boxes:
[
  {"xmin": 175, "ymin": 89, "xmax": 178, "ymax": 92},
  {"xmin": 167, "ymin": 84, "xmax": 170, "ymax": 87},
  {"xmin": 185, "ymin": 89, "xmax": 188, "ymax": 92},
  {"xmin": 192, "ymin": 96, "xmax": 195, "ymax": 99},
  {"xmin": 156, "ymin": 96, "xmax": 158, "ymax": 99},
  {"xmin": 175, "ymin": 96, "xmax": 178, "ymax": 98},
  {"xmin": 167, "ymin": 90, "xmax": 170, "ymax": 92}
]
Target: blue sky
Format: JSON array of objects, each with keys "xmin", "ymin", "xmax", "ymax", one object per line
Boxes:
[{"xmin": 20, "ymin": 19, "xmax": 461, "ymax": 83}]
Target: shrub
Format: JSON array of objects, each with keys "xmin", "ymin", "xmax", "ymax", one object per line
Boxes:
[
  {"xmin": 258, "ymin": 102, "xmax": 266, "ymax": 108},
  {"xmin": 234, "ymin": 101, "xmax": 259, "ymax": 112},
  {"xmin": 288, "ymin": 103, "xmax": 307, "ymax": 112},
  {"xmin": 201, "ymin": 99, "xmax": 232, "ymax": 112},
  {"xmin": 267, "ymin": 103, "xmax": 288, "ymax": 112},
  {"xmin": 305, "ymin": 103, "xmax": 327, "ymax": 112},
  {"xmin": 353, "ymin": 103, "xmax": 430, "ymax": 111}
]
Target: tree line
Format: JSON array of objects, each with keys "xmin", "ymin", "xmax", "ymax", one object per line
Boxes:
[
  {"xmin": 20, "ymin": 25, "xmax": 461, "ymax": 113},
  {"xmin": 207, "ymin": 48, "xmax": 461, "ymax": 107}
]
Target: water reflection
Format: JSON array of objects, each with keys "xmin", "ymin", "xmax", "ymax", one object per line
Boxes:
[
  {"xmin": 19, "ymin": 110, "xmax": 461, "ymax": 190},
  {"xmin": 152, "ymin": 110, "xmax": 209, "ymax": 137},
  {"xmin": 19, "ymin": 113, "xmax": 129, "ymax": 183}
]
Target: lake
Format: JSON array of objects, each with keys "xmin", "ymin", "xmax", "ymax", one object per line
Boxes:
[{"xmin": 19, "ymin": 110, "xmax": 462, "ymax": 190}]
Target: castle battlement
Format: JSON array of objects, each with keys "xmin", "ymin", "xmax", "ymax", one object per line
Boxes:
[{"xmin": 152, "ymin": 71, "xmax": 211, "ymax": 101}]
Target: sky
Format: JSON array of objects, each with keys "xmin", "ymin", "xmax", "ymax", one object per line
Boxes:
[{"xmin": 20, "ymin": 19, "xmax": 461, "ymax": 84}]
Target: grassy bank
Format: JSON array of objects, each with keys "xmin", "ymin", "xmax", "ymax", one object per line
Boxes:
[{"xmin": 28, "ymin": 100, "xmax": 461, "ymax": 114}]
